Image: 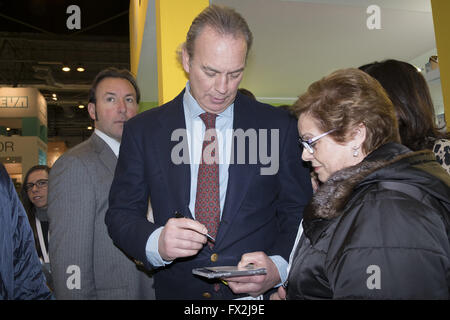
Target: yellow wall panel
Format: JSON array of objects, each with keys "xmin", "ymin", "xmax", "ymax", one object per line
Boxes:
[
  {"xmin": 431, "ymin": 0, "xmax": 450, "ymax": 131},
  {"xmin": 155, "ymin": 0, "xmax": 209, "ymax": 105},
  {"xmin": 129, "ymin": 0, "xmax": 149, "ymax": 77}
]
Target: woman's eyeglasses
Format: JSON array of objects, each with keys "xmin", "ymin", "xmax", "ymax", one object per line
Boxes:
[
  {"xmin": 24, "ymin": 179, "xmax": 48, "ymax": 192},
  {"xmin": 299, "ymin": 129, "xmax": 336, "ymax": 154}
]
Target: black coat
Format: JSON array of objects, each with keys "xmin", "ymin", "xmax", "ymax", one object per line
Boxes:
[{"xmin": 287, "ymin": 143, "xmax": 450, "ymax": 299}]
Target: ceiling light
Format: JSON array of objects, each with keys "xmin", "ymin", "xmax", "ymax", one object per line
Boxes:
[
  {"xmin": 87, "ymin": 126, "xmax": 93, "ymax": 130},
  {"xmin": 62, "ymin": 66, "xmax": 71, "ymax": 72},
  {"xmin": 52, "ymin": 93, "xmax": 57, "ymax": 97},
  {"xmin": 78, "ymin": 104, "xmax": 85, "ymax": 109},
  {"xmin": 6, "ymin": 127, "xmax": 10, "ymax": 131},
  {"xmin": 76, "ymin": 66, "xmax": 85, "ymax": 72}
]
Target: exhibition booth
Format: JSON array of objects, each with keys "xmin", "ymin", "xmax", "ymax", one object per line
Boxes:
[{"xmin": 0, "ymin": 87, "xmax": 48, "ymax": 187}]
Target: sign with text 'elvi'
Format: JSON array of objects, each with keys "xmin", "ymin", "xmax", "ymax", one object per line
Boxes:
[{"xmin": 0, "ymin": 87, "xmax": 47, "ymax": 127}]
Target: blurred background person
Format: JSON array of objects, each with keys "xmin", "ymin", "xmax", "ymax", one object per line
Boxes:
[
  {"xmin": 1, "ymin": 163, "xmax": 53, "ymax": 300},
  {"xmin": 20, "ymin": 165, "xmax": 52, "ymax": 289},
  {"xmin": 21, "ymin": 166, "xmax": 50, "ymax": 259},
  {"xmin": 275, "ymin": 68, "xmax": 450, "ymax": 299},
  {"xmin": 359, "ymin": 59, "xmax": 450, "ymax": 174}
]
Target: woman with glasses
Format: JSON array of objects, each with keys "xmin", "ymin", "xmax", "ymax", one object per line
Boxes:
[
  {"xmin": 275, "ymin": 68, "xmax": 450, "ymax": 299},
  {"xmin": 20, "ymin": 165, "xmax": 52, "ymax": 289}
]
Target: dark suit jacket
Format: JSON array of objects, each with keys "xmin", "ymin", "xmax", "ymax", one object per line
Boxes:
[{"xmin": 106, "ymin": 91, "xmax": 312, "ymax": 299}]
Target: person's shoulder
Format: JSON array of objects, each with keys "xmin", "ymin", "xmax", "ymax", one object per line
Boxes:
[
  {"xmin": 65, "ymin": 136, "xmax": 95, "ymax": 157},
  {"xmin": 129, "ymin": 106, "xmax": 161, "ymax": 125},
  {"xmin": 352, "ymin": 178, "xmax": 445, "ymax": 227},
  {"xmin": 0, "ymin": 164, "xmax": 12, "ymax": 196},
  {"xmin": 52, "ymin": 136, "xmax": 96, "ymax": 170},
  {"xmin": 127, "ymin": 106, "xmax": 174, "ymax": 133},
  {"xmin": 129, "ymin": 93, "xmax": 184, "ymax": 127},
  {"xmin": 0, "ymin": 164, "xmax": 9, "ymax": 183},
  {"xmin": 434, "ymin": 138, "xmax": 450, "ymax": 151}
]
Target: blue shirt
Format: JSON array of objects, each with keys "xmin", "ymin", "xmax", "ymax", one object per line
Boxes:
[{"xmin": 184, "ymin": 82, "xmax": 233, "ymax": 218}]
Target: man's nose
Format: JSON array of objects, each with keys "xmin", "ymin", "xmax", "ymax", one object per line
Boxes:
[
  {"xmin": 117, "ymin": 98, "xmax": 127, "ymax": 113},
  {"xmin": 215, "ymin": 75, "xmax": 228, "ymax": 94}
]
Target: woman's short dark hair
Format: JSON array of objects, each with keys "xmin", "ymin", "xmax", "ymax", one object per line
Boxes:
[
  {"xmin": 292, "ymin": 68, "xmax": 400, "ymax": 155},
  {"xmin": 359, "ymin": 59, "xmax": 448, "ymax": 150},
  {"xmin": 88, "ymin": 67, "xmax": 140, "ymax": 104}
]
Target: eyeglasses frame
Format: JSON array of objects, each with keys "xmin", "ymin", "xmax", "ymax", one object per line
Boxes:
[
  {"xmin": 299, "ymin": 129, "xmax": 337, "ymax": 154},
  {"xmin": 25, "ymin": 179, "xmax": 48, "ymax": 192}
]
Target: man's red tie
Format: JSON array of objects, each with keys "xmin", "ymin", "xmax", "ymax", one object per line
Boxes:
[{"xmin": 195, "ymin": 112, "xmax": 220, "ymax": 245}]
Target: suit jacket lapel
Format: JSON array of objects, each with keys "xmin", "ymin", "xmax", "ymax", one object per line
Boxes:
[
  {"xmin": 90, "ymin": 133, "xmax": 117, "ymax": 175},
  {"xmin": 155, "ymin": 92, "xmax": 191, "ymax": 216},
  {"xmin": 215, "ymin": 96, "xmax": 259, "ymax": 246}
]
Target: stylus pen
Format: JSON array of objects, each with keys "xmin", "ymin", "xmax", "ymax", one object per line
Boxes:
[{"xmin": 174, "ymin": 211, "xmax": 216, "ymax": 243}]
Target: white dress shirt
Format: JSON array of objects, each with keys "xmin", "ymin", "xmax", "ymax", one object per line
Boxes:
[{"xmin": 94, "ymin": 128, "xmax": 120, "ymax": 158}]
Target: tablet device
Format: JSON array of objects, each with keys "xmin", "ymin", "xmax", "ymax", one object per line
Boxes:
[{"xmin": 192, "ymin": 265, "xmax": 267, "ymax": 279}]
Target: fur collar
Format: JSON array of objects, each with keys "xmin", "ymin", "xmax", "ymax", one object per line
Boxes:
[{"xmin": 303, "ymin": 148, "xmax": 432, "ymax": 221}]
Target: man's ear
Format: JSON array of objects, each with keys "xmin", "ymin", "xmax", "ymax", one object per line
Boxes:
[
  {"xmin": 181, "ymin": 46, "xmax": 190, "ymax": 74},
  {"xmin": 87, "ymin": 102, "xmax": 97, "ymax": 121}
]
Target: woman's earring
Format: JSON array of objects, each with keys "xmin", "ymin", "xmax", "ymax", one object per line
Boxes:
[{"xmin": 352, "ymin": 146, "xmax": 359, "ymax": 157}]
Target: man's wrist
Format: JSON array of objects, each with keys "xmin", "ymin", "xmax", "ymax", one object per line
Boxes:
[
  {"xmin": 145, "ymin": 226, "xmax": 173, "ymax": 267},
  {"xmin": 268, "ymin": 255, "xmax": 287, "ymax": 287}
]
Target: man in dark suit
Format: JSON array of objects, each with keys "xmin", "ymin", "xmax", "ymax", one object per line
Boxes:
[{"xmin": 106, "ymin": 5, "xmax": 312, "ymax": 299}]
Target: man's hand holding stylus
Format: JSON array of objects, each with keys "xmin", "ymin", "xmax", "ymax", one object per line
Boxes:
[{"xmin": 158, "ymin": 217, "xmax": 208, "ymax": 261}]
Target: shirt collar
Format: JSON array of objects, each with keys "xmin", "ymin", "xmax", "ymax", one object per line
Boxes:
[
  {"xmin": 94, "ymin": 129, "xmax": 120, "ymax": 157},
  {"xmin": 184, "ymin": 81, "xmax": 234, "ymax": 120}
]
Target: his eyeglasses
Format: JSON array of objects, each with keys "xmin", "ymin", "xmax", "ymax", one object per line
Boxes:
[
  {"xmin": 25, "ymin": 179, "xmax": 48, "ymax": 192},
  {"xmin": 299, "ymin": 129, "xmax": 336, "ymax": 154}
]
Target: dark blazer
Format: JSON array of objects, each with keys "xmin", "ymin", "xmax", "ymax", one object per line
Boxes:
[{"xmin": 106, "ymin": 91, "xmax": 312, "ymax": 299}]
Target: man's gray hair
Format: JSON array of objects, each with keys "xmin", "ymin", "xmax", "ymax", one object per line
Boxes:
[{"xmin": 180, "ymin": 5, "xmax": 253, "ymax": 62}]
